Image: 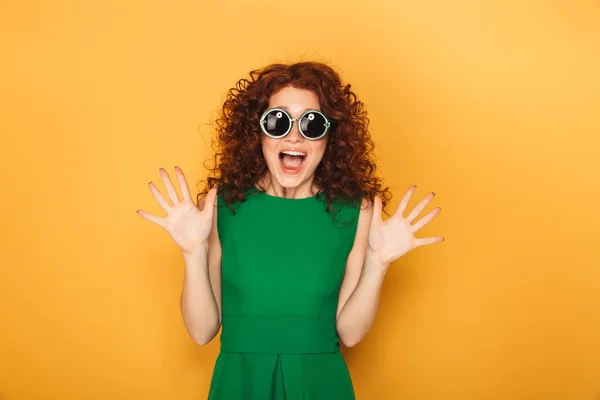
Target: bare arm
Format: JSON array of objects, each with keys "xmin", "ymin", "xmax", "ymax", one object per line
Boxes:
[
  {"xmin": 335, "ymin": 197, "xmax": 388, "ymax": 347},
  {"xmin": 335, "ymin": 186, "xmax": 444, "ymax": 347},
  {"xmin": 179, "ymin": 193, "xmax": 223, "ymax": 345},
  {"xmin": 137, "ymin": 168, "xmax": 224, "ymax": 346}
]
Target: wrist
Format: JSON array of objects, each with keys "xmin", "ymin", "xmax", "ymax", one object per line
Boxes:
[
  {"xmin": 182, "ymin": 241, "xmax": 209, "ymax": 258},
  {"xmin": 364, "ymin": 247, "xmax": 390, "ymax": 274}
]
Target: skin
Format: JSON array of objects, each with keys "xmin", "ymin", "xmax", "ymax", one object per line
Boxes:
[
  {"xmin": 257, "ymin": 86, "xmax": 327, "ymax": 199},
  {"xmin": 137, "ymin": 86, "xmax": 444, "ymax": 347}
]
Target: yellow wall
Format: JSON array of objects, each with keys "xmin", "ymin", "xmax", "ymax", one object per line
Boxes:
[{"xmin": 1, "ymin": 0, "xmax": 599, "ymax": 399}]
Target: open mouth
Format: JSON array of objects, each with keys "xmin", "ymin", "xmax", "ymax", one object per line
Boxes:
[{"xmin": 279, "ymin": 150, "xmax": 306, "ymax": 172}]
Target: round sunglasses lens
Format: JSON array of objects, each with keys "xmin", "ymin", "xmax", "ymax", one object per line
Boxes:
[
  {"xmin": 299, "ymin": 112, "xmax": 327, "ymax": 139},
  {"xmin": 262, "ymin": 110, "xmax": 290, "ymax": 137}
]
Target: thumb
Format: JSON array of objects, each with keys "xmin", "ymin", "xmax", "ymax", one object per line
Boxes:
[{"xmin": 203, "ymin": 187, "xmax": 218, "ymax": 211}]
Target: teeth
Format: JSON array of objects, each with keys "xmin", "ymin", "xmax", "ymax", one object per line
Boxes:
[{"xmin": 281, "ymin": 150, "xmax": 306, "ymax": 156}]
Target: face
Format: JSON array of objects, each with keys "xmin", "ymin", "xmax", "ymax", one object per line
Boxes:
[{"xmin": 260, "ymin": 86, "xmax": 328, "ymax": 194}]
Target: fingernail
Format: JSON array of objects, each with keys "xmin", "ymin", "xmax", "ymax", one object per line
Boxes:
[{"xmin": 432, "ymin": 192, "xmax": 436, "ymax": 196}]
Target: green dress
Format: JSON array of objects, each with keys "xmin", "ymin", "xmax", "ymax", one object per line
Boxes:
[{"xmin": 208, "ymin": 186, "xmax": 361, "ymax": 400}]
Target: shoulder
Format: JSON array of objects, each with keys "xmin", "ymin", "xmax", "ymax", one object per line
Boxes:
[
  {"xmin": 356, "ymin": 196, "xmax": 374, "ymax": 232},
  {"xmin": 329, "ymin": 193, "xmax": 374, "ymax": 221},
  {"xmin": 343, "ymin": 195, "xmax": 374, "ymax": 249},
  {"xmin": 344, "ymin": 196, "xmax": 374, "ymax": 272},
  {"xmin": 359, "ymin": 196, "xmax": 374, "ymax": 215}
]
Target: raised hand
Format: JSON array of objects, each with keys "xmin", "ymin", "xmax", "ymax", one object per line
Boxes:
[
  {"xmin": 368, "ymin": 185, "xmax": 443, "ymax": 267},
  {"xmin": 136, "ymin": 166, "xmax": 217, "ymax": 255}
]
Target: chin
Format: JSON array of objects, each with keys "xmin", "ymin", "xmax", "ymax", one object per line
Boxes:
[
  {"xmin": 267, "ymin": 163, "xmax": 311, "ymax": 188},
  {"xmin": 274, "ymin": 172, "xmax": 305, "ymax": 187}
]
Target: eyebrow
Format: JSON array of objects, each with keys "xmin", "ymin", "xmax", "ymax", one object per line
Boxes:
[
  {"xmin": 271, "ymin": 106, "xmax": 292, "ymax": 111},
  {"xmin": 270, "ymin": 106, "xmax": 320, "ymax": 112}
]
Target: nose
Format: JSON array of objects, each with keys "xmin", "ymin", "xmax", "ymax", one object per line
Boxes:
[{"xmin": 286, "ymin": 120, "xmax": 304, "ymax": 142}]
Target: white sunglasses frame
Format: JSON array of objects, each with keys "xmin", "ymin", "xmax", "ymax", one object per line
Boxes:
[{"xmin": 259, "ymin": 107, "xmax": 331, "ymax": 140}]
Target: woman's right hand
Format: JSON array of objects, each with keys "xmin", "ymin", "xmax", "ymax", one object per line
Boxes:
[{"xmin": 136, "ymin": 166, "xmax": 217, "ymax": 255}]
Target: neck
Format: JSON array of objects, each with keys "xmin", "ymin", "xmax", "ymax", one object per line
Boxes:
[{"xmin": 256, "ymin": 174, "xmax": 318, "ymax": 199}]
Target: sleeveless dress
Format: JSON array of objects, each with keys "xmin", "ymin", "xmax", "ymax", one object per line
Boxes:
[{"xmin": 207, "ymin": 186, "xmax": 361, "ymax": 400}]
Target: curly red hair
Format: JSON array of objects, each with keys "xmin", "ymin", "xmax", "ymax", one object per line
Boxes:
[{"xmin": 197, "ymin": 61, "xmax": 392, "ymax": 218}]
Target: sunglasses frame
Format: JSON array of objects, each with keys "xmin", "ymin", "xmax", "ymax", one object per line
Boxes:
[{"xmin": 259, "ymin": 107, "xmax": 331, "ymax": 140}]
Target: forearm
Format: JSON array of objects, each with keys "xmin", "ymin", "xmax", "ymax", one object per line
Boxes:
[
  {"xmin": 336, "ymin": 248, "xmax": 389, "ymax": 347},
  {"xmin": 180, "ymin": 244, "xmax": 220, "ymax": 345}
]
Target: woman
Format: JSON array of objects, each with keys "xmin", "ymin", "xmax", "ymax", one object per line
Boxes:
[{"xmin": 137, "ymin": 62, "xmax": 443, "ymax": 399}]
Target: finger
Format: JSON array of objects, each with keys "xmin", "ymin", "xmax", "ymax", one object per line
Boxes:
[
  {"xmin": 196, "ymin": 186, "xmax": 216, "ymax": 211},
  {"xmin": 159, "ymin": 167, "xmax": 181, "ymax": 205},
  {"xmin": 406, "ymin": 192, "xmax": 435, "ymax": 223},
  {"xmin": 136, "ymin": 209, "xmax": 166, "ymax": 228},
  {"xmin": 196, "ymin": 194, "xmax": 206, "ymax": 211},
  {"xmin": 149, "ymin": 181, "xmax": 171, "ymax": 213},
  {"xmin": 197, "ymin": 194, "xmax": 206, "ymax": 210},
  {"xmin": 202, "ymin": 187, "xmax": 218, "ymax": 213},
  {"xmin": 412, "ymin": 207, "xmax": 441, "ymax": 232},
  {"xmin": 414, "ymin": 236, "xmax": 444, "ymax": 247},
  {"xmin": 395, "ymin": 185, "xmax": 417, "ymax": 219},
  {"xmin": 174, "ymin": 166, "xmax": 193, "ymax": 202}
]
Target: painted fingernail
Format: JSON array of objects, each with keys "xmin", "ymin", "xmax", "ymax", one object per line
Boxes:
[{"xmin": 432, "ymin": 192, "xmax": 436, "ymax": 196}]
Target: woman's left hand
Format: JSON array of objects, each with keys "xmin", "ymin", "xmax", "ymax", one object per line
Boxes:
[{"xmin": 368, "ymin": 185, "xmax": 444, "ymax": 268}]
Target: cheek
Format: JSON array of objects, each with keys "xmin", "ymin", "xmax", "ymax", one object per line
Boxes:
[
  {"xmin": 312, "ymin": 141, "xmax": 327, "ymax": 161},
  {"xmin": 261, "ymin": 137, "xmax": 277, "ymax": 158}
]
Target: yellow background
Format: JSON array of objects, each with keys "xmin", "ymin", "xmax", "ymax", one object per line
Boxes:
[{"xmin": 1, "ymin": 0, "xmax": 599, "ymax": 399}]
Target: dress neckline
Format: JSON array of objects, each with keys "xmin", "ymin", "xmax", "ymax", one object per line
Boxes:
[{"xmin": 248, "ymin": 185, "xmax": 319, "ymax": 201}]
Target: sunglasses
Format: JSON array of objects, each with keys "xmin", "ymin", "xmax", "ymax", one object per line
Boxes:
[{"xmin": 259, "ymin": 108, "xmax": 331, "ymax": 140}]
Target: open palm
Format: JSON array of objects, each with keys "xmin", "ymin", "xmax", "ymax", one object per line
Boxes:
[
  {"xmin": 368, "ymin": 185, "xmax": 443, "ymax": 266},
  {"xmin": 136, "ymin": 166, "xmax": 217, "ymax": 254}
]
